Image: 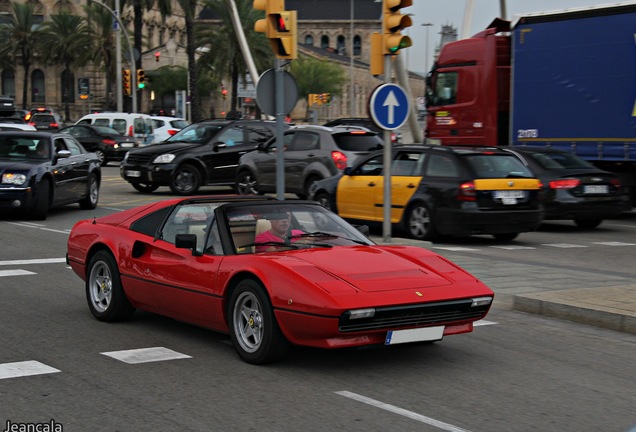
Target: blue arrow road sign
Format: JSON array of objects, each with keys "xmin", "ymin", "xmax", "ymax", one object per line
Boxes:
[{"xmin": 369, "ymin": 83, "xmax": 410, "ymax": 130}]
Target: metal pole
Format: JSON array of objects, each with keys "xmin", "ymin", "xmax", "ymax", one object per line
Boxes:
[
  {"xmin": 115, "ymin": 0, "xmax": 122, "ymax": 112},
  {"xmin": 227, "ymin": 0, "xmax": 260, "ymax": 87},
  {"xmin": 275, "ymin": 59, "xmax": 285, "ymax": 200},
  {"xmin": 382, "ymin": 54, "xmax": 392, "ymax": 243},
  {"xmin": 349, "ymin": 0, "xmax": 354, "ymax": 116},
  {"xmin": 421, "ymin": 23, "xmax": 433, "ymax": 73}
]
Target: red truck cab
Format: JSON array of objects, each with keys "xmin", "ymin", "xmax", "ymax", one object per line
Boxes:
[{"xmin": 425, "ymin": 18, "xmax": 511, "ymax": 147}]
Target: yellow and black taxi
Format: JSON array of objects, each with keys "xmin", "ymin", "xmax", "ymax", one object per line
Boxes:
[{"xmin": 309, "ymin": 145, "xmax": 543, "ymax": 241}]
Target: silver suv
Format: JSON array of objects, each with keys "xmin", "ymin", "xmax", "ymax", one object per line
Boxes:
[{"xmin": 235, "ymin": 125, "xmax": 383, "ymax": 199}]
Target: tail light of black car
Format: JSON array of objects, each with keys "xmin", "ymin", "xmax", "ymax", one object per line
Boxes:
[
  {"xmin": 457, "ymin": 181, "xmax": 477, "ymax": 201},
  {"xmin": 102, "ymin": 138, "xmax": 117, "ymax": 147}
]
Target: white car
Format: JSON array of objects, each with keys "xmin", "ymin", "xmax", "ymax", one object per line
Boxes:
[
  {"xmin": 0, "ymin": 122, "xmax": 36, "ymax": 131},
  {"xmin": 150, "ymin": 116, "xmax": 189, "ymax": 143}
]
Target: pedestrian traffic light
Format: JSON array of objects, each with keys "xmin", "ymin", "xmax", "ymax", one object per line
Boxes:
[
  {"xmin": 155, "ymin": 52, "xmax": 160, "ymax": 62},
  {"xmin": 137, "ymin": 69, "xmax": 146, "ymax": 89},
  {"xmin": 122, "ymin": 69, "xmax": 131, "ymax": 96},
  {"xmin": 221, "ymin": 87, "xmax": 228, "ymax": 100},
  {"xmin": 382, "ymin": 0, "xmax": 413, "ymax": 55},
  {"xmin": 253, "ymin": 0, "xmax": 297, "ymax": 60}
]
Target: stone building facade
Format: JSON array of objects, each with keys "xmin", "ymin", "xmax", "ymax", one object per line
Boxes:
[{"xmin": 0, "ymin": 0, "xmax": 425, "ymax": 123}]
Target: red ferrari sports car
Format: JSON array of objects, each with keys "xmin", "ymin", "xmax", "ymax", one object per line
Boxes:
[{"xmin": 67, "ymin": 197, "xmax": 494, "ymax": 364}]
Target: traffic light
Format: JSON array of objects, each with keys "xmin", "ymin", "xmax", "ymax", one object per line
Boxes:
[
  {"xmin": 221, "ymin": 87, "xmax": 228, "ymax": 100},
  {"xmin": 122, "ymin": 69, "xmax": 131, "ymax": 96},
  {"xmin": 370, "ymin": 32, "xmax": 384, "ymax": 75},
  {"xmin": 137, "ymin": 69, "xmax": 145, "ymax": 89},
  {"xmin": 253, "ymin": 0, "xmax": 297, "ymax": 60},
  {"xmin": 382, "ymin": 0, "xmax": 413, "ymax": 55},
  {"xmin": 154, "ymin": 52, "xmax": 160, "ymax": 62}
]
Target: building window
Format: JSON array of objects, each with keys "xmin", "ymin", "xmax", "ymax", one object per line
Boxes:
[
  {"xmin": 320, "ymin": 35, "xmax": 329, "ymax": 49},
  {"xmin": 1, "ymin": 70, "xmax": 15, "ymax": 99},
  {"xmin": 353, "ymin": 35, "xmax": 361, "ymax": 56},
  {"xmin": 61, "ymin": 69, "xmax": 75, "ymax": 104},
  {"xmin": 304, "ymin": 35, "xmax": 313, "ymax": 45},
  {"xmin": 31, "ymin": 69, "xmax": 45, "ymax": 104},
  {"xmin": 337, "ymin": 35, "xmax": 345, "ymax": 55}
]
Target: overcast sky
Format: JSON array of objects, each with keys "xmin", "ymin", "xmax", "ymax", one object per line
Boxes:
[{"xmin": 404, "ymin": 0, "xmax": 622, "ymax": 73}]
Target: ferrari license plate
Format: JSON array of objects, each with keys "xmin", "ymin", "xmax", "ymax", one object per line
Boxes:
[
  {"xmin": 126, "ymin": 170, "xmax": 141, "ymax": 178},
  {"xmin": 584, "ymin": 185, "xmax": 608, "ymax": 194},
  {"xmin": 385, "ymin": 326, "xmax": 444, "ymax": 345}
]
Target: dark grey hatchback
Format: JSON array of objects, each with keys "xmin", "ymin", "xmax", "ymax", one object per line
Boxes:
[
  {"xmin": 235, "ymin": 125, "xmax": 383, "ymax": 199},
  {"xmin": 120, "ymin": 120, "xmax": 278, "ymax": 195}
]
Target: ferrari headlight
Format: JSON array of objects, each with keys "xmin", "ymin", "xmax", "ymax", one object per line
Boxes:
[
  {"xmin": 153, "ymin": 154, "xmax": 175, "ymax": 164},
  {"xmin": 348, "ymin": 308, "xmax": 375, "ymax": 319},
  {"xmin": 471, "ymin": 297, "xmax": 493, "ymax": 307},
  {"xmin": 2, "ymin": 173, "xmax": 27, "ymax": 185}
]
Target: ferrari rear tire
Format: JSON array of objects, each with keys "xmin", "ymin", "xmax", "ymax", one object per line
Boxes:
[
  {"xmin": 228, "ymin": 279, "xmax": 288, "ymax": 365},
  {"xmin": 86, "ymin": 250, "xmax": 135, "ymax": 322},
  {"xmin": 79, "ymin": 173, "xmax": 99, "ymax": 209},
  {"xmin": 170, "ymin": 164, "xmax": 201, "ymax": 195}
]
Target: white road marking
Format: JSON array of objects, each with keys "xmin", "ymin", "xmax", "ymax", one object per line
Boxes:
[
  {"xmin": 490, "ymin": 245, "xmax": 536, "ymax": 250},
  {"xmin": 473, "ymin": 319, "xmax": 497, "ymax": 327},
  {"xmin": 0, "ymin": 258, "xmax": 67, "ymax": 266},
  {"xmin": 336, "ymin": 391, "xmax": 473, "ymax": 432},
  {"xmin": 0, "ymin": 270, "xmax": 35, "ymax": 277},
  {"xmin": 592, "ymin": 241, "xmax": 636, "ymax": 246},
  {"xmin": 432, "ymin": 247, "xmax": 479, "ymax": 252},
  {"xmin": 541, "ymin": 243, "xmax": 588, "ymax": 248},
  {"xmin": 101, "ymin": 347, "xmax": 192, "ymax": 364},
  {"xmin": 8, "ymin": 222, "xmax": 70, "ymax": 234},
  {"xmin": 0, "ymin": 361, "xmax": 61, "ymax": 380}
]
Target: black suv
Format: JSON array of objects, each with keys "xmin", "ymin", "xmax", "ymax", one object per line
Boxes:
[
  {"xmin": 309, "ymin": 145, "xmax": 543, "ymax": 241},
  {"xmin": 236, "ymin": 125, "xmax": 383, "ymax": 199},
  {"xmin": 120, "ymin": 120, "xmax": 278, "ymax": 194}
]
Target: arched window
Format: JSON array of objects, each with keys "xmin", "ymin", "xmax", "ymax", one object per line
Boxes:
[
  {"xmin": 304, "ymin": 35, "xmax": 313, "ymax": 45},
  {"xmin": 31, "ymin": 69, "xmax": 45, "ymax": 104},
  {"xmin": 353, "ymin": 35, "xmax": 361, "ymax": 56},
  {"xmin": 1, "ymin": 70, "xmax": 16, "ymax": 99},
  {"xmin": 337, "ymin": 35, "xmax": 346, "ymax": 55},
  {"xmin": 320, "ymin": 35, "xmax": 329, "ymax": 49},
  {"xmin": 61, "ymin": 69, "xmax": 75, "ymax": 104}
]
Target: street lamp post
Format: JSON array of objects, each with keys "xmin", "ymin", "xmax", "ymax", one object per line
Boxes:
[{"xmin": 421, "ymin": 23, "xmax": 433, "ymax": 73}]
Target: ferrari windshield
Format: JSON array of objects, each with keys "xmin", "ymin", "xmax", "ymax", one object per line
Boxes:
[{"xmin": 223, "ymin": 202, "xmax": 374, "ymax": 254}]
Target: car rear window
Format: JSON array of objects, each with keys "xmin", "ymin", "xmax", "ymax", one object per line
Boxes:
[
  {"xmin": 464, "ymin": 154, "xmax": 534, "ymax": 179},
  {"xmin": 170, "ymin": 120, "xmax": 189, "ymax": 129},
  {"xmin": 332, "ymin": 133, "xmax": 383, "ymax": 151},
  {"xmin": 33, "ymin": 114, "xmax": 55, "ymax": 122},
  {"xmin": 530, "ymin": 152, "xmax": 595, "ymax": 170}
]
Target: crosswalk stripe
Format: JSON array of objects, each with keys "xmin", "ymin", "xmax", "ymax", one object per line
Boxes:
[
  {"xmin": 0, "ymin": 258, "xmax": 67, "ymax": 266},
  {"xmin": 541, "ymin": 244, "xmax": 588, "ymax": 248},
  {"xmin": 0, "ymin": 270, "xmax": 35, "ymax": 277},
  {"xmin": 101, "ymin": 347, "xmax": 192, "ymax": 364},
  {"xmin": 0, "ymin": 361, "xmax": 61, "ymax": 380},
  {"xmin": 592, "ymin": 241, "xmax": 636, "ymax": 246}
]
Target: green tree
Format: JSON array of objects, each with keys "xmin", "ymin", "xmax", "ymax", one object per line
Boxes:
[
  {"xmin": 289, "ymin": 55, "xmax": 347, "ymax": 118},
  {"xmin": 196, "ymin": 0, "xmax": 273, "ymax": 114},
  {"xmin": 0, "ymin": 2, "xmax": 44, "ymax": 109},
  {"xmin": 38, "ymin": 12, "xmax": 93, "ymax": 121}
]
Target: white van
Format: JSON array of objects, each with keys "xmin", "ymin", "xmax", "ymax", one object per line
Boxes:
[{"xmin": 76, "ymin": 112, "xmax": 154, "ymax": 145}]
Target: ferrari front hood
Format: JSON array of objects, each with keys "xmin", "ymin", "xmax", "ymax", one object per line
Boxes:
[{"xmin": 290, "ymin": 247, "xmax": 453, "ymax": 292}]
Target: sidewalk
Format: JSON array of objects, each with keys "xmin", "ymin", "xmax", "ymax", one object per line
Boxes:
[{"xmin": 372, "ymin": 236, "xmax": 636, "ymax": 335}]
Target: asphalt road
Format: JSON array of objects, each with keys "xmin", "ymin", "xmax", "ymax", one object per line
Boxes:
[{"xmin": 1, "ymin": 166, "xmax": 635, "ymax": 432}]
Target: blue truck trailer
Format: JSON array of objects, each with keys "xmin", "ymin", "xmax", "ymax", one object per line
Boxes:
[{"xmin": 426, "ymin": 2, "xmax": 636, "ymax": 205}]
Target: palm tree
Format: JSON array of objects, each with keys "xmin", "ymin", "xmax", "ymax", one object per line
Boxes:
[
  {"xmin": 196, "ymin": 0, "xmax": 273, "ymax": 114},
  {"xmin": 38, "ymin": 12, "xmax": 93, "ymax": 121},
  {"xmin": 0, "ymin": 2, "xmax": 44, "ymax": 110}
]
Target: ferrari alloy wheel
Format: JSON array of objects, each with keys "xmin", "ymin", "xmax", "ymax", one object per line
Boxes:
[
  {"xmin": 236, "ymin": 171, "xmax": 260, "ymax": 195},
  {"xmin": 79, "ymin": 173, "xmax": 99, "ymax": 209},
  {"xmin": 228, "ymin": 279, "xmax": 288, "ymax": 364},
  {"xmin": 170, "ymin": 164, "xmax": 201, "ymax": 195},
  {"xmin": 132, "ymin": 182, "xmax": 159, "ymax": 193},
  {"xmin": 86, "ymin": 251, "xmax": 135, "ymax": 322},
  {"xmin": 405, "ymin": 202, "xmax": 438, "ymax": 241}
]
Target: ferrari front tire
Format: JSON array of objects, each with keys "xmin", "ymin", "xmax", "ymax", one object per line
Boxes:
[
  {"xmin": 86, "ymin": 250, "xmax": 135, "ymax": 322},
  {"xmin": 228, "ymin": 279, "xmax": 288, "ymax": 365}
]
